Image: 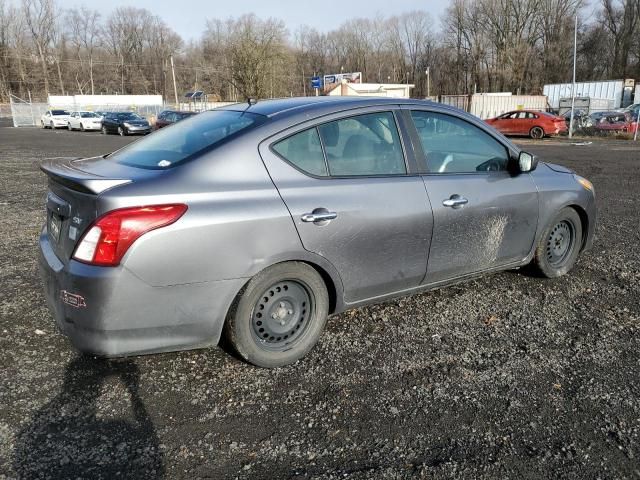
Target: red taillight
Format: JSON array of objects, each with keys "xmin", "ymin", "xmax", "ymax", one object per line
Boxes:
[{"xmin": 73, "ymin": 204, "xmax": 188, "ymax": 266}]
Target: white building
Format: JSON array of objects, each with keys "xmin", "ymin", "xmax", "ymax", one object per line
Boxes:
[{"xmin": 325, "ymin": 80, "xmax": 414, "ymax": 98}]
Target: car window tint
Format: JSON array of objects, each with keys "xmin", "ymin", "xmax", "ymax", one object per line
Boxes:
[
  {"xmin": 273, "ymin": 128, "xmax": 327, "ymax": 176},
  {"xmin": 411, "ymin": 111, "xmax": 509, "ymax": 173},
  {"xmin": 108, "ymin": 110, "xmax": 265, "ymax": 169},
  {"xmin": 318, "ymin": 112, "xmax": 406, "ymax": 176}
]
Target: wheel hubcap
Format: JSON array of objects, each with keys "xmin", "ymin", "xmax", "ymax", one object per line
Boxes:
[
  {"xmin": 252, "ymin": 280, "xmax": 312, "ymax": 350},
  {"xmin": 546, "ymin": 220, "xmax": 575, "ymax": 267}
]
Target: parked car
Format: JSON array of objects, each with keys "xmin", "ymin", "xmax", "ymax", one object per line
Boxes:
[
  {"xmin": 562, "ymin": 109, "xmax": 593, "ymax": 129},
  {"xmin": 67, "ymin": 111, "xmax": 102, "ymax": 131},
  {"xmin": 154, "ymin": 110, "xmax": 198, "ymax": 129},
  {"xmin": 593, "ymin": 111, "xmax": 638, "ymax": 134},
  {"xmin": 485, "ymin": 110, "xmax": 567, "ymax": 139},
  {"xmin": 38, "ymin": 97, "xmax": 596, "ymax": 367},
  {"xmin": 101, "ymin": 112, "xmax": 151, "ymax": 136},
  {"xmin": 41, "ymin": 109, "xmax": 70, "ymax": 129}
]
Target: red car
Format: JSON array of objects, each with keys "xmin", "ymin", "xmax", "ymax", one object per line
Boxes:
[
  {"xmin": 485, "ymin": 110, "xmax": 567, "ymax": 139},
  {"xmin": 593, "ymin": 112, "xmax": 638, "ymax": 134},
  {"xmin": 154, "ymin": 110, "xmax": 198, "ymax": 129}
]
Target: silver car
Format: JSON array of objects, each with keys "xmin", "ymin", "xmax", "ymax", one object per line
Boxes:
[{"xmin": 39, "ymin": 97, "xmax": 596, "ymax": 367}]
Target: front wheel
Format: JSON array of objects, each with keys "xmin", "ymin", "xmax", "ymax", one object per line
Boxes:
[
  {"xmin": 67, "ymin": 123, "xmax": 72, "ymax": 131},
  {"xmin": 101, "ymin": 125, "xmax": 107, "ymax": 135},
  {"xmin": 118, "ymin": 126, "xmax": 126, "ymax": 136},
  {"xmin": 223, "ymin": 262, "xmax": 329, "ymax": 368},
  {"xmin": 532, "ymin": 207, "xmax": 583, "ymax": 278},
  {"xmin": 530, "ymin": 126, "xmax": 545, "ymax": 139},
  {"xmin": 80, "ymin": 123, "xmax": 85, "ymax": 132}
]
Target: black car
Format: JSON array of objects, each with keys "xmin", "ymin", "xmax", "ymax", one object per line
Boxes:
[{"xmin": 101, "ymin": 112, "xmax": 151, "ymax": 136}]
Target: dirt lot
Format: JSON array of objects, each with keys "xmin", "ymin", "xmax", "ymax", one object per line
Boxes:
[{"xmin": 0, "ymin": 127, "xmax": 639, "ymax": 479}]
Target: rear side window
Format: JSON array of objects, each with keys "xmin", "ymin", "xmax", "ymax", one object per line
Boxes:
[
  {"xmin": 318, "ymin": 112, "xmax": 406, "ymax": 176},
  {"xmin": 273, "ymin": 128, "xmax": 327, "ymax": 176},
  {"xmin": 108, "ymin": 110, "xmax": 265, "ymax": 169},
  {"xmin": 411, "ymin": 111, "xmax": 509, "ymax": 173}
]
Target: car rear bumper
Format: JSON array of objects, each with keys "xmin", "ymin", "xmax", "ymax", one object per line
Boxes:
[
  {"xmin": 126, "ymin": 126, "xmax": 151, "ymax": 134},
  {"xmin": 38, "ymin": 228, "xmax": 245, "ymax": 357}
]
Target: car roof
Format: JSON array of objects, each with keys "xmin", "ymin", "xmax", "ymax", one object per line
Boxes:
[{"xmin": 217, "ymin": 96, "xmax": 445, "ymax": 118}]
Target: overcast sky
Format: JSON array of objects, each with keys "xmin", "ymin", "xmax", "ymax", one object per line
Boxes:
[{"xmin": 54, "ymin": 0, "xmax": 451, "ymax": 41}]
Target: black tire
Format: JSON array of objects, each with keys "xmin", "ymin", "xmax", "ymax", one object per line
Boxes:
[
  {"xmin": 50, "ymin": 121, "xmax": 54, "ymax": 129},
  {"xmin": 101, "ymin": 125, "xmax": 108, "ymax": 135},
  {"xmin": 118, "ymin": 126, "xmax": 126, "ymax": 136},
  {"xmin": 41, "ymin": 121, "xmax": 46, "ymax": 129},
  {"xmin": 80, "ymin": 123, "xmax": 85, "ymax": 132},
  {"xmin": 67, "ymin": 123, "xmax": 72, "ymax": 131},
  {"xmin": 530, "ymin": 126, "xmax": 545, "ymax": 139},
  {"xmin": 533, "ymin": 207, "xmax": 583, "ymax": 278},
  {"xmin": 223, "ymin": 262, "xmax": 329, "ymax": 368}
]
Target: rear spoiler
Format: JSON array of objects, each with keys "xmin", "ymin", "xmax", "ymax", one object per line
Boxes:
[{"xmin": 40, "ymin": 157, "xmax": 131, "ymax": 195}]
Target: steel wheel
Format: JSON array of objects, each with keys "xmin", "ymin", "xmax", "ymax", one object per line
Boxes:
[
  {"xmin": 533, "ymin": 207, "xmax": 583, "ymax": 278},
  {"xmin": 251, "ymin": 280, "xmax": 313, "ymax": 351},
  {"xmin": 545, "ymin": 220, "xmax": 576, "ymax": 268},
  {"xmin": 530, "ymin": 126, "xmax": 544, "ymax": 139},
  {"xmin": 224, "ymin": 262, "xmax": 329, "ymax": 368}
]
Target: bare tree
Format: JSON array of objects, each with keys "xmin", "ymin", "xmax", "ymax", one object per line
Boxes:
[{"xmin": 22, "ymin": 0, "xmax": 57, "ymax": 97}]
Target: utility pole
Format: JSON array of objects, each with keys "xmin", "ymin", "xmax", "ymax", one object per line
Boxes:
[
  {"xmin": 426, "ymin": 67, "xmax": 430, "ymax": 97},
  {"xmin": 170, "ymin": 55, "xmax": 179, "ymax": 107},
  {"xmin": 568, "ymin": 14, "xmax": 578, "ymax": 139}
]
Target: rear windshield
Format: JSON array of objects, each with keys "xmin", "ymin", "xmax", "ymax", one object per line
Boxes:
[
  {"xmin": 108, "ymin": 110, "xmax": 265, "ymax": 169},
  {"xmin": 81, "ymin": 112, "xmax": 98, "ymax": 118},
  {"xmin": 51, "ymin": 110, "xmax": 69, "ymax": 115}
]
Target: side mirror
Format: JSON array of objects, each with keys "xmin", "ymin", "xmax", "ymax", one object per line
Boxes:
[{"xmin": 518, "ymin": 151, "xmax": 538, "ymax": 172}]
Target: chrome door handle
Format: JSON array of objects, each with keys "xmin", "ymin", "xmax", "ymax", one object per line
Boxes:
[
  {"xmin": 301, "ymin": 211, "xmax": 338, "ymax": 223},
  {"xmin": 442, "ymin": 195, "xmax": 468, "ymax": 208}
]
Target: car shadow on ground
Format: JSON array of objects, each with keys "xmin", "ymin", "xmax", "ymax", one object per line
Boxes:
[{"xmin": 13, "ymin": 356, "xmax": 164, "ymax": 479}]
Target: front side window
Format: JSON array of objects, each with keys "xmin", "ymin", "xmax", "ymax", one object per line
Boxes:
[
  {"xmin": 272, "ymin": 127, "xmax": 327, "ymax": 176},
  {"xmin": 318, "ymin": 112, "xmax": 406, "ymax": 176},
  {"xmin": 108, "ymin": 110, "xmax": 265, "ymax": 169},
  {"xmin": 411, "ymin": 111, "xmax": 509, "ymax": 173}
]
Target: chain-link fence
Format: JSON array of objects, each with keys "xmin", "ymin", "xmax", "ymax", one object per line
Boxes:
[
  {"xmin": 435, "ymin": 92, "xmax": 639, "ymax": 140},
  {"xmin": 7, "ymin": 94, "xmax": 237, "ymax": 128}
]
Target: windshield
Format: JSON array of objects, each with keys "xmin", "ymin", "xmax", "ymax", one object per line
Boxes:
[
  {"xmin": 116, "ymin": 112, "xmax": 142, "ymax": 121},
  {"xmin": 108, "ymin": 110, "xmax": 266, "ymax": 169},
  {"xmin": 51, "ymin": 110, "xmax": 69, "ymax": 116},
  {"xmin": 81, "ymin": 112, "xmax": 98, "ymax": 118}
]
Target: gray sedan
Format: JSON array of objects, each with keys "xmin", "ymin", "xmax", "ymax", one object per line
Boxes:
[{"xmin": 39, "ymin": 97, "xmax": 596, "ymax": 367}]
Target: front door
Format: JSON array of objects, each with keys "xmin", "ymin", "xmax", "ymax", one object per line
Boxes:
[
  {"xmin": 260, "ymin": 110, "xmax": 433, "ymax": 303},
  {"xmin": 406, "ymin": 109, "xmax": 539, "ymax": 284}
]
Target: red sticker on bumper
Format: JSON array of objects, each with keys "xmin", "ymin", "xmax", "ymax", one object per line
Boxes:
[{"xmin": 60, "ymin": 290, "xmax": 86, "ymax": 308}]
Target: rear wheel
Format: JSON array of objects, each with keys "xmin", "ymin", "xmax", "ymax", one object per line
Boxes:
[
  {"xmin": 223, "ymin": 262, "xmax": 329, "ymax": 368},
  {"xmin": 532, "ymin": 207, "xmax": 582, "ymax": 278},
  {"xmin": 530, "ymin": 126, "xmax": 545, "ymax": 139},
  {"xmin": 101, "ymin": 125, "xmax": 107, "ymax": 135},
  {"xmin": 67, "ymin": 123, "xmax": 72, "ymax": 131}
]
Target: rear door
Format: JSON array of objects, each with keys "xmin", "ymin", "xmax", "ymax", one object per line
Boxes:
[
  {"xmin": 405, "ymin": 108, "xmax": 538, "ymax": 284},
  {"xmin": 259, "ymin": 108, "xmax": 433, "ymax": 303}
]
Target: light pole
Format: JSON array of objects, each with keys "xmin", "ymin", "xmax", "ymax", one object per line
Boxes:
[
  {"xmin": 568, "ymin": 14, "xmax": 578, "ymax": 139},
  {"xmin": 426, "ymin": 67, "xmax": 431, "ymax": 98}
]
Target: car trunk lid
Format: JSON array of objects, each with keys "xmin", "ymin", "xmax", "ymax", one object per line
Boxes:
[{"xmin": 40, "ymin": 156, "xmax": 151, "ymax": 262}]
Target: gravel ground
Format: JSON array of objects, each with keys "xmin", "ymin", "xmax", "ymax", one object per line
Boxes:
[{"xmin": 0, "ymin": 128, "xmax": 639, "ymax": 479}]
